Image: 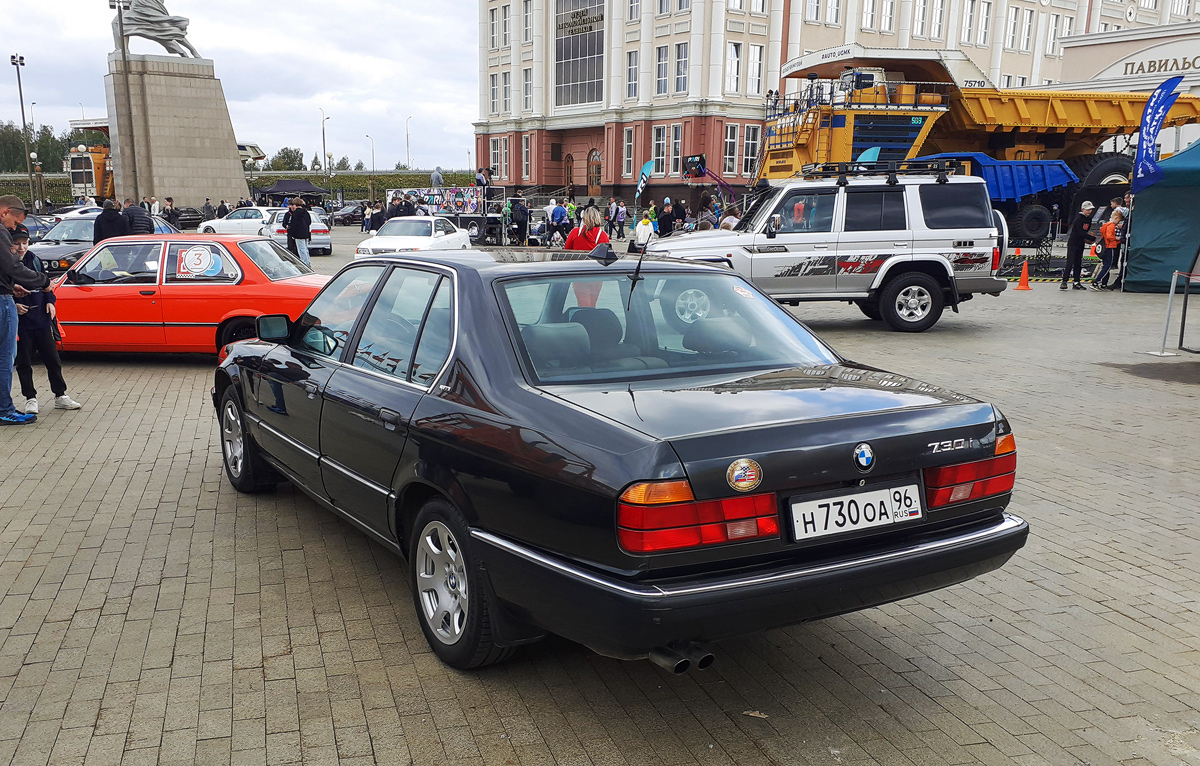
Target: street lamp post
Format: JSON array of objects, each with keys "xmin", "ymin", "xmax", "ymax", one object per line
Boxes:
[
  {"xmin": 109, "ymin": 0, "xmax": 139, "ymax": 201},
  {"xmin": 366, "ymin": 134, "xmax": 375, "ymax": 202},
  {"xmin": 319, "ymin": 108, "xmax": 330, "ymax": 184},
  {"xmin": 10, "ymin": 55, "xmax": 35, "ymax": 208},
  {"xmin": 405, "ymin": 116, "xmax": 412, "ymax": 170}
]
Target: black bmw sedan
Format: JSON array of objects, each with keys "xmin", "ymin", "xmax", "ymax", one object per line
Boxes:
[{"xmin": 213, "ymin": 250, "xmax": 1028, "ymax": 671}]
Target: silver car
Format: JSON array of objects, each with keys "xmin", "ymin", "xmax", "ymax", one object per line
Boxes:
[{"xmin": 259, "ymin": 210, "xmax": 333, "ymax": 255}]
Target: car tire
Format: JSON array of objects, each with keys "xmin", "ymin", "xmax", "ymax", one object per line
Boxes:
[
  {"xmin": 219, "ymin": 387, "xmax": 276, "ymax": 494},
  {"xmin": 660, "ymin": 283, "xmax": 719, "ymax": 334},
  {"xmin": 409, "ymin": 498, "xmax": 515, "ymax": 669},
  {"xmin": 218, "ymin": 317, "xmax": 258, "ymax": 350},
  {"xmin": 879, "ymin": 272, "xmax": 945, "ymax": 333},
  {"xmin": 856, "ymin": 300, "xmax": 883, "ymax": 321},
  {"xmin": 200, "ymin": 226, "xmax": 215, "ymax": 234},
  {"xmin": 1011, "ymin": 204, "xmax": 1052, "ymax": 240}
]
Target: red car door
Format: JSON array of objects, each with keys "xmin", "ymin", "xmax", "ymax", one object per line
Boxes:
[
  {"xmin": 56, "ymin": 241, "xmax": 166, "ymax": 349},
  {"xmin": 159, "ymin": 241, "xmax": 245, "ymax": 352}
]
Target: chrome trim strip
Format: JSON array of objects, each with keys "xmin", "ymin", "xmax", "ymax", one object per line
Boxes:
[
  {"xmin": 253, "ymin": 418, "xmax": 320, "ymax": 460},
  {"xmin": 471, "ymin": 513, "xmax": 1026, "ymax": 599},
  {"xmin": 319, "ymin": 457, "xmax": 391, "ymax": 496}
]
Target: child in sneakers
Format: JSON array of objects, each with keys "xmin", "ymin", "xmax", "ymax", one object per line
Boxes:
[{"xmin": 11, "ymin": 225, "xmax": 82, "ymax": 414}]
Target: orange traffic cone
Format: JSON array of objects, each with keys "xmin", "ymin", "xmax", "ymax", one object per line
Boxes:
[{"xmin": 1014, "ymin": 260, "xmax": 1032, "ymax": 290}]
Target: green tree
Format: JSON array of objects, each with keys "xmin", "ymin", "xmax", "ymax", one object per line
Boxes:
[
  {"xmin": 353, "ymin": 160, "xmax": 365, "ymax": 171},
  {"xmin": 394, "ymin": 161, "xmax": 410, "ymax": 171},
  {"xmin": 268, "ymin": 147, "xmax": 306, "ymax": 171},
  {"xmin": 310, "ymin": 154, "xmax": 322, "ymax": 172},
  {"xmin": 334, "ymin": 155, "xmax": 351, "ymax": 171}
]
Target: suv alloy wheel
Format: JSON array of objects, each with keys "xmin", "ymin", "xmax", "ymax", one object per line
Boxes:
[{"xmin": 878, "ymin": 272, "xmax": 945, "ymax": 332}]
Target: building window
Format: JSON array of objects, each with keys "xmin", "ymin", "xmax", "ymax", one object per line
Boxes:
[
  {"xmin": 726, "ymin": 42, "xmax": 742, "ymax": 92},
  {"xmin": 961, "ymin": 0, "xmax": 973, "ymax": 42},
  {"xmin": 623, "ymin": 127, "xmax": 635, "ymax": 176},
  {"xmin": 656, "ymin": 45, "xmax": 669, "ymax": 94},
  {"xmin": 1062, "ymin": 15, "xmax": 1073, "ymax": 40},
  {"xmin": 742, "ymin": 124, "xmax": 760, "ymax": 176},
  {"xmin": 490, "ymin": 74, "xmax": 499, "ymax": 113},
  {"xmin": 1139, "ymin": 0, "xmax": 1156, "ymax": 8},
  {"xmin": 500, "ymin": 136, "xmax": 510, "ymax": 179},
  {"xmin": 678, "ymin": 0, "xmax": 690, "ymax": 8},
  {"xmin": 880, "ymin": 0, "xmax": 895, "ymax": 30},
  {"xmin": 502, "ymin": 71, "xmax": 512, "ymax": 112},
  {"xmin": 752, "ymin": 0, "xmax": 766, "ymax": 10},
  {"xmin": 1173, "ymin": 0, "xmax": 1189, "ymax": 14},
  {"xmin": 1001, "ymin": 74, "xmax": 1012, "ymax": 87},
  {"xmin": 930, "ymin": 0, "xmax": 944, "ymax": 37},
  {"xmin": 489, "ymin": 7, "xmax": 498, "ymax": 48},
  {"xmin": 826, "ymin": 0, "xmax": 841, "ymax": 23},
  {"xmin": 652, "ymin": 125, "xmax": 667, "ymax": 174},
  {"xmin": 1099, "ymin": 22, "xmax": 1108, "ymax": 31},
  {"xmin": 553, "ymin": 0, "xmax": 605, "ymax": 107},
  {"xmin": 806, "ymin": 0, "xmax": 821, "ymax": 21},
  {"xmin": 670, "ymin": 124, "xmax": 682, "ymax": 175},
  {"xmin": 748, "ymin": 45, "xmax": 764, "ymax": 95},
  {"xmin": 490, "ymin": 138, "xmax": 501, "ymax": 173},
  {"xmin": 523, "ymin": 0, "xmax": 533, "ymax": 42},
  {"xmin": 978, "ymin": 0, "xmax": 991, "ymax": 44},
  {"xmin": 730, "ymin": 0, "xmax": 743, "ymax": 9},
  {"xmin": 523, "ymin": 68, "xmax": 532, "ymax": 110},
  {"xmin": 627, "ymin": 50, "xmax": 639, "ymax": 99},
  {"xmin": 658, "ymin": 0, "xmax": 670, "ymax": 13},
  {"xmin": 502, "ymin": 4, "xmax": 511, "ymax": 46},
  {"xmin": 863, "ymin": 0, "xmax": 876, "ymax": 28},
  {"xmin": 1016, "ymin": 75, "xmax": 1027, "ymax": 87},
  {"xmin": 629, "ymin": 0, "xmax": 640, "ymax": 20},
  {"xmin": 1020, "ymin": 9, "xmax": 1033, "ymax": 51},
  {"xmin": 914, "ymin": 0, "xmax": 927, "ymax": 35},
  {"xmin": 675, "ymin": 43, "xmax": 688, "ymax": 92},
  {"xmin": 1046, "ymin": 13, "xmax": 1059, "ymax": 55},
  {"xmin": 1005, "ymin": 6, "xmax": 1018, "ymax": 48},
  {"xmin": 522, "ymin": 134, "xmax": 531, "ymax": 178},
  {"xmin": 723, "ymin": 124, "xmax": 739, "ymax": 174}
]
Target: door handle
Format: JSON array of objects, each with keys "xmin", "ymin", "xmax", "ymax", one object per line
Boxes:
[
  {"xmin": 814, "ymin": 244, "xmax": 829, "ymax": 249},
  {"xmin": 893, "ymin": 242, "xmax": 909, "ymax": 247},
  {"xmin": 379, "ymin": 408, "xmax": 402, "ymax": 431},
  {"xmin": 139, "ymin": 290, "xmax": 156, "ymax": 295},
  {"xmin": 300, "ymin": 381, "xmax": 319, "ymax": 398}
]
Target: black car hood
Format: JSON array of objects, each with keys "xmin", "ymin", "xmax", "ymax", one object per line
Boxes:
[
  {"xmin": 30, "ymin": 241, "xmax": 92, "ymax": 259},
  {"xmin": 543, "ymin": 364, "xmax": 981, "ymax": 441}
]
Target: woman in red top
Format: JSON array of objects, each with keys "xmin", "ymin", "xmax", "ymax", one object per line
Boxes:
[{"xmin": 565, "ymin": 207, "xmax": 611, "ymax": 307}]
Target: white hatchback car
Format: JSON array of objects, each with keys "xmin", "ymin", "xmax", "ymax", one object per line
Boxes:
[
  {"xmin": 354, "ymin": 216, "xmax": 471, "ymax": 258},
  {"xmin": 199, "ymin": 207, "xmax": 282, "ymax": 236}
]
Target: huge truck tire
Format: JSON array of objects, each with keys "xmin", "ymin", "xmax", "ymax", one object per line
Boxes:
[
  {"xmin": 1012, "ymin": 204, "xmax": 1052, "ymax": 240},
  {"xmin": 1067, "ymin": 152, "xmax": 1133, "ymax": 187}
]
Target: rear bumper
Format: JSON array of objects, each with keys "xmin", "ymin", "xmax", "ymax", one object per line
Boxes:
[
  {"xmin": 956, "ymin": 274, "xmax": 1009, "ymax": 295},
  {"xmin": 474, "ymin": 512, "xmax": 1028, "ymax": 657}
]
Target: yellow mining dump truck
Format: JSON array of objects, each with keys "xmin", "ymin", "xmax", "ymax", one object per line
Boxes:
[{"xmin": 757, "ymin": 44, "xmax": 1200, "ymax": 239}]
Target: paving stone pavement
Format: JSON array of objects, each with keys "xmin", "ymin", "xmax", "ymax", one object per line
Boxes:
[{"xmin": 1, "ymin": 230, "xmax": 1198, "ymax": 765}]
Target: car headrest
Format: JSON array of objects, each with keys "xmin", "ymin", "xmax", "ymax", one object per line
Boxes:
[
  {"xmin": 682, "ymin": 317, "xmax": 753, "ymax": 354},
  {"xmin": 521, "ymin": 323, "xmax": 591, "ymax": 368},
  {"xmin": 569, "ymin": 307, "xmax": 623, "ymax": 348}
]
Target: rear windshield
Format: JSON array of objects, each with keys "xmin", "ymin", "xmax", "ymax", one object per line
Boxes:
[
  {"xmin": 497, "ymin": 272, "xmax": 838, "ymax": 384},
  {"xmin": 378, "ymin": 220, "xmax": 432, "ymax": 237},
  {"xmin": 238, "ymin": 239, "xmax": 314, "ymax": 280},
  {"xmin": 919, "ymin": 183, "xmax": 994, "ymax": 229}
]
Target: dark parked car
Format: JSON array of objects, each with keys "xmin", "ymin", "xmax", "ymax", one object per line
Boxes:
[
  {"xmin": 22, "ymin": 214, "xmax": 56, "ymax": 242},
  {"xmin": 175, "ymin": 206, "xmax": 204, "ymax": 230},
  {"xmin": 30, "ymin": 214, "xmax": 180, "ymax": 275},
  {"xmin": 213, "ymin": 250, "xmax": 1028, "ymax": 671},
  {"xmin": 332, "ymin": 204, "xmax": 367, "ymax": 226}
]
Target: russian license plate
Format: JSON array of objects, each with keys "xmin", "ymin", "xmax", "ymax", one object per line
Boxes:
[{"xmin": 790, "ymin": 484, "xmax": 923, "ymax": 542}]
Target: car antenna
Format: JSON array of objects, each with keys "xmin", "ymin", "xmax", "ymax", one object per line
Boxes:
[{"xmin": 627, "ymin": 243, "xmax": 650, "ymax": 310}]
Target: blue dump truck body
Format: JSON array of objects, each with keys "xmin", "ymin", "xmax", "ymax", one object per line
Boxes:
[{"xmin": 919, "ymin": 153, "xmax": 1078, "ymax": 202}]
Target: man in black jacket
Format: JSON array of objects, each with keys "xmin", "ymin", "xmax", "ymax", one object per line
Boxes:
[
  {"xmin": 122, "ymin": 198, "xmax": 155, "ymax": 235},
  {"xmin": 368, "ymin": 203, "xmax": 386, "ymax": 232},
  {"xmin": 216, "ymin": 200, "xmax": 230, "ymax": 218},
  {"xmin": 161, "ymin": 197, "xmax": 181, "ymax": 228},
  {"xmin": 1063, "ymin": 200, "xmax": 1095, "ymax": 291},
  {"xmin": 286, "ymin": 199, "xmax": 312, "ymax": 265},
  {"xmin": 95, "ymin": 200, "xmax": 131, "ymax": 243},
  {"xmin": 512, "ymin": 194, "xmax": 529, "ymax": 245},
  {"xmin": 0, "ymin": 196, "xmax": 52, "ymax": 424}
]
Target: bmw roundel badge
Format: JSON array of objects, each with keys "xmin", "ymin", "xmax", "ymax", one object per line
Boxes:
[
  {"xmin": 853, "ymin": 443, "xmax": 875, "ymax": 473},
  {"xmin": 726, "ymin": 458, "xmax": 763, "ymax": 492}
]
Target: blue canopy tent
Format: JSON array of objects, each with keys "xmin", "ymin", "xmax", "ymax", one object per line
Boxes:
[{"xmin": 1127, "ymin": 141, "xmax": 1200, "ymax": 292}]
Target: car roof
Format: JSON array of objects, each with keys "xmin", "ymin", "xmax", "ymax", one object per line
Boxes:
[
  {"xmin": 351, "ymin": 249, "xmax": 730, "ymax": 278},
  {"xmin": 768, "ymin": 174, "xmax": 986, "ymax": 188},
  {"xmin": 85, "ymin": 233, "xmax": 270, "ymax": 245}
]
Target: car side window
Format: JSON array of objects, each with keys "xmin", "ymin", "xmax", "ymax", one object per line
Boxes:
[
  {"xmin": 75, "ymin": 243, "xmax": 163, "ymax": 284},
  {"xmin": 351, "ymin": 268, "xmax": 443, "ymax": 381},
  {"xmin": 295, "ymin": 266, "xmax": 386, "ymax": 358},
  {"xmin": 154, "ymin": 218, "xmax": 173, "ymax": 234},
  {"xmin": 411, "ymin": 278, "xmax": 453, "ymax": 386},
  {"xmin": 226, "ymin": 210, "xmax": 245, "ymax": 219},
  {"xmin": 843, "ymin": 189, "xmax": 907, "ymax": 232},
  {"xmin": 438, "ymin": 220, "xmax": 455, "ymax": 235},
  {"xmin": 774, "ymin": 189, "xmax": 837, "ymax": 233},
  {"xmin": 164, "ymin": 243, "xmax": 241, "ymax": 284},
  {"xmin": 247, "ymin": 210, "xmax": 262, "ymax": 219}
]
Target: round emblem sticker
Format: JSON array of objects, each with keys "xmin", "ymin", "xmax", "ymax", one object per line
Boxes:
[
  {"xmin": 726, "ymin": 458, "xmax": 763, "ymax": 492},
  {"xmin": 179, "ymin": 245, "xmax": 221, "ymax": 278},
  {"xmin": 733, "ymin": 285, "xmax": 753, "ymax": 298}
]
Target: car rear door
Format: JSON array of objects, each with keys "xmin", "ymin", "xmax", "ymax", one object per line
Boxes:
[
  {"xmin": 750, "ymin": 187, "xmax": 840, "ymax": 295},
  {"xmin": 159, "ymin": 241, "xmax": 242, "ymax": 351},
  {"xmin": 56, "ymin": 241, "xmax": 166, "ymax": 348},
  {"xmin": 251, "ymin": 265, "xmax": 387, "ymax": 497},
  {"xmin": 836, "ymin": 186, "xmax": 910, "ymax": 293},
  {"xmin": 319, "ymin": 265, "xmax": 454, "ymax": 537}
]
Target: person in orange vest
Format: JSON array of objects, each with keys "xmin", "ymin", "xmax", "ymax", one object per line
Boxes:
[{"xmin": 1092, "ymin": 208, "xmax": 1124, "ymax": 290}]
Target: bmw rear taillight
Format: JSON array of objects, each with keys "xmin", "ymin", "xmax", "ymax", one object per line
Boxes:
[
  {"xmin": 924, "ymin": 433, "xmax": 1016, "ymax": 508},
  {"xmin": 275, "ymin": 228, "xmax": 287, "ymax": 234},
  {"xmin": 313, "ymin": 227, "xmax": 329, "ymax": 234},
  {"xmin": 991, "ymin": 247, "xmax": 1001, "ymax": 271},
  {"xmin": 617, "ymin": 480, "xmax": 780, "ymax": 553}
]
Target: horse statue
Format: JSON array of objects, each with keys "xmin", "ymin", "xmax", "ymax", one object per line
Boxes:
[{"xmin": 112, "ymin": 0, "xmax": 201, "ymax": 58}]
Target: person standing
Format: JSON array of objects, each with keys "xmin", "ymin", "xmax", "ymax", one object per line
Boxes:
[
  {"xmin": 1092, "ymin": 209, "xmax": 1124, "ymax": 290},
  {"xmin": 386, "ymin": 194, "xmax": 405, "ymax": 220},
  {"xmin": 1111, "ymin": 192, "xmax": 1134, "ymax": 291},
  {"xmin": 368, "ymin": 202, "xmax": 386, "ymax": 232},
  {"xmin": 565, "ymin": 206, "xmax": 611, "ymax": 252},
  {"xmin": 549, "ymin": 199, "xmax": 569, "ymax": 246},
  {"xmin": 202, "ymin": 198, "xmax": 216, "ymax": 220},
  {"xmin": 475, "ymin": 168, "xmax": 489, "ymax": 187},
  {"xmin": 632, "ymin": 211, "xmax": 654, "ymax": 253},
  {"xmin": 614, "ymin": 201, "xmax": 627, "ymax": 240},
  {"xmin": 1063, "ymin": 201, "xmax": 1095, "ymax": 290},
  {"xmin": 161, "ymin": 197, "xmax": 181, "ymax": 228},
  {"xmin": 150, "ymin": 196, "xmax": 160, "ymax": 215},
  {"xmin": 287, "ymin": 199, "xmax": 313, "ymax": 265},
  {"xmin": 94, "ymin": 200, "xmax": 131, "ymax": 243},
  {"xmin": 511, "ymin": 194, "xmax": 529, "ymax": 246},
  {"xmin": 0, "ymin": 196, "xmax": 51, "ymax": 425},
  {"xmin": 216, "ymin": 200, "xmax": 230, "ymax": 218},
  {"xmin": 11, "ymin": 225, "xmax": 81, "ymax": 415},
  {"xmin": 658, "ymin": 202, "xmax": 677, "ymax": 238},
  {"xmin": 139, "ymin": 196, "xmax": 152, "ymax": 212},
  {"xmin": 122, "ymin": 198, "xmax": 155, "ymax": 235},
  {"xmin": 430, "ymin": 166, "xmax": 444, "ymax": 189}
]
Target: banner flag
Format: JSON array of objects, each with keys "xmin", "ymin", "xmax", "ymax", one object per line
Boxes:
[
  {"xmin": 634, "ymin": 161, "xmax": 655, "ymax": 203},
  {"xmin": 1132, "ymin": 76, "xmax": 1184, "ymax": 194}
]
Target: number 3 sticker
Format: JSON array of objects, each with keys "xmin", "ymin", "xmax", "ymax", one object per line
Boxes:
[{"xmin": 177, "ymin": 245, "xmax": 223, "ymax": 278}]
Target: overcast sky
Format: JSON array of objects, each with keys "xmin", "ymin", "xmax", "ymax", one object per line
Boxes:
[{"xmin": 4, "ymin": 0, "xmax": 479, "ymax": 171}]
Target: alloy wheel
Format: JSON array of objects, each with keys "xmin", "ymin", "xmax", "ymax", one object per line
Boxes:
[
  {"xmin": 416, "ymin": 520, "xmax": 469, "ymax": 645},
  {"xmin": 221, "ymin": 401, "xmax": 244, "ymax": 479},
  {"xmin": 894, "ymin": 285, "xmax": 932, "ymax": 323}
]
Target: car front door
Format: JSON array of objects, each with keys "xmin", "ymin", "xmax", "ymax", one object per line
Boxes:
[
  {"xmin": 319, "ymin": 266, "xmax": 454, "ymax": 535},
  {"xmin": 250, "ymin": 265, "xmax": 387, "ymax": 497},
  {"xmin": 750, "ymin": 187, "xmax": 841, "ymax": 295},
  {"xmin": 836, "ymin": 186, "xmax": 910, "ymax": 293},
  {"xmin": 160, "ymin": 241, "xmax": 243, "ymax": 351},
  {"xmin": 56, "ymin": 242, "xmax": 166, "ymax": 348}
]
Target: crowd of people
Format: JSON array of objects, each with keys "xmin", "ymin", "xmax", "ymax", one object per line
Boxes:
[
  {"xmin": 1062, "ymin": 191, "xmax": 1133, "ymax": 292},
  {"xmin": 532, "ymin": 190, "xmax": 738, "ymax": 251}
]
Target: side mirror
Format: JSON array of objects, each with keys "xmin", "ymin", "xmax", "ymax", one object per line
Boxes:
[
  {"xmin": 369, "ymin": 230, "xmax": 377, "ymax": 237},
  {"xmin": 255, "ymin": 314, "xmax": 291, "ymax": 342},
  {"xmin": 65, "ymin": 270, "xmax": 93, "ymax": 285},
  {"xmin": 434, "ymin": 230, "xmax": 445, "ymax": 238},
  {"xmin": 765, "ymin": 214, "xmax": 782, "ymax": 239}
]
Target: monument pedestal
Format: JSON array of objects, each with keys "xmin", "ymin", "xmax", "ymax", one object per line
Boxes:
[{"xmin": 104, "ymin": 53, "xmax": 248, "ymax": 207}]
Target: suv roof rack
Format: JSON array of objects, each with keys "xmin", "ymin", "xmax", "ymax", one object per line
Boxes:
[{"xmin": 799, "ymin": 159, "xmax": 962, "ymax": 186}]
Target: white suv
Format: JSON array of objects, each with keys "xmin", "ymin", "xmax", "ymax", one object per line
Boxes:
[{"xmin": 646, "ymin": 170, "xmax": 1007, "ymax": 332}]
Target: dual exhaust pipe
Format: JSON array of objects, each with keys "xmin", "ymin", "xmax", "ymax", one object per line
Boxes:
[{"xmin": 648, "ymin": 642, "xmax": 715, "ymax": 674}]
